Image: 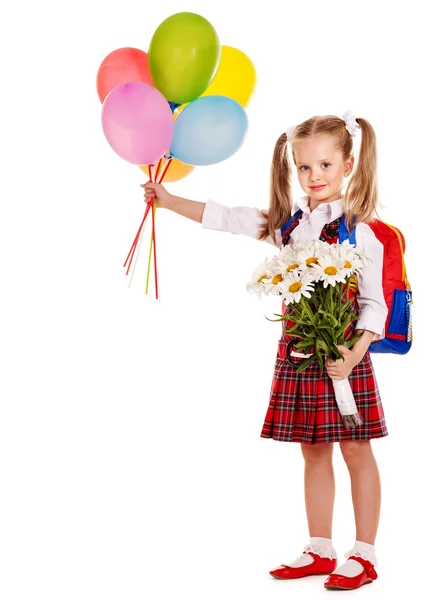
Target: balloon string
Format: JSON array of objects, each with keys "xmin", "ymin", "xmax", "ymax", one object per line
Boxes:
[
  {"xmin": 145, "ymin": 157, "xmax": 166, "ymax": 296},
  {"xmin": 158, "ymin": 156, "xmax": 173, "ymax": 183},
  {"xmin": 124, "ymin": 200, "xmax": 152, "ymax": 274},
  {"xmin": 128, "ymin": 158, "xmax": 165, "ymax": 296},
  {"xmin": 128, "ymin": 202, "xmax": 149, "ymax": 288},
  {"xmin": 145, "ymin": 212, "xmax": 154, "ymax": 295},
  {"xmin": 154, "ymin": 158, "xmax": 163, "ymax": 182},
  {"xmin": 152, "ymin": 199, "xmax": 158, "ymax": 299},
  {"xmin": 124, "ymin": 199, "xmax": 151, "ymax": 265},
  {"xmin": 124, "ymin": 208, "xmax": 146, "ymax": 268}
]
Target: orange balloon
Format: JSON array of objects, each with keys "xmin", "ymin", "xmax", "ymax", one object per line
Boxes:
[
  {"xmin": 140, "ymin": 158, "xmax": 195, "ymax": 183},
  {"xmin": 97, "ymin": 47, "xmax": 153, "ymax": 103}
]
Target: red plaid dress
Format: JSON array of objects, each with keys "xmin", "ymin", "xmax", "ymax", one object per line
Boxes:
[{"xmin": 260, "ymin": 214, "xmax": 388, "ymax": 445}]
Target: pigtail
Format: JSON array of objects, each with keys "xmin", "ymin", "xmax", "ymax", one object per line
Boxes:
[
  {"xmin": 257, "ymin": 133, "xmax": 293, "ymax": 244},
  {"xmin": 342, "ymin": 118, "xmax": 380, "ymax": 230}
]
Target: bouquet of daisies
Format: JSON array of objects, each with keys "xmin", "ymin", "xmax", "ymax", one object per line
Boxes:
[{"xmin": 247, "ymin": 239, "xmax": 370, "ymax": 429}]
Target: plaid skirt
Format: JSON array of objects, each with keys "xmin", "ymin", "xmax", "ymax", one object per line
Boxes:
[{"xmin": 260, "ymin": 341, "xmax": 388, "ymax": 445}]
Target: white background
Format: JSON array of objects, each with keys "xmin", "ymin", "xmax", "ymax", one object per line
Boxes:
[{"xmin": 1, "ymin": 1, "xmax": 442, "ymax": 598}]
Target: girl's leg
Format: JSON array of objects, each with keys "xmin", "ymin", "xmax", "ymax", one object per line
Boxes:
[
  {"xmin": 301, "ymin": 442, "xmax": 335, "ymax": 538},
  {"xmin": 339, "ymin": 440, "xmax": 381, "ymax": 544},
  {"xmin": 270, "ymin": 443, "xmax": 337, "ymax": 574},
  {"xmin": 331, "ymin": 440, "xmax": 381, "ymax": 577}
]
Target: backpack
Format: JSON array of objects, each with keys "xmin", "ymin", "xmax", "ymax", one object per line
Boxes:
[{"xmin": 280, "ymin": 211, "xmax": 412, "ymax": 355}]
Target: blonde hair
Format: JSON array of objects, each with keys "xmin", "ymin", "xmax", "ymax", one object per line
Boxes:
[{"xmin": 258, "ymin": 114, "xmax": 379, "ymax": 244}]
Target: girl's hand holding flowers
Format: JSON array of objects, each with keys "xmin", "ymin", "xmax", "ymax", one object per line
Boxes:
[{"xmin": 326, "ymin": 346, "xmax": 358, "ymax": 380}]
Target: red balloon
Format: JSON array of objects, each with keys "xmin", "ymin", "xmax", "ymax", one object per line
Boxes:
[{"xmin": 96, "ymin": 47, "xmax": 153, "ymax": 103}]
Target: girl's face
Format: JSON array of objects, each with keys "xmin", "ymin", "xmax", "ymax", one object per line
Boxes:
[{"xmin": 292, "ymin": 135, "xmax": 354, "ymax": 205}]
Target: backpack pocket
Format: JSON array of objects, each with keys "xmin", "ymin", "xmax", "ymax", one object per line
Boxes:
[{"xmin": 387, "ymin": 288, "xmax": 413, "ymax": 337}]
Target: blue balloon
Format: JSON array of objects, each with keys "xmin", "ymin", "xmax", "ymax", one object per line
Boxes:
[{"xmin": 170, "ymin": 95, "xmax": 249, "ymax": 166}]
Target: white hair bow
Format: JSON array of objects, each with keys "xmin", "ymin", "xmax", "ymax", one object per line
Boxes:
[
  {"xmin": 286, "ymin": 126, "xmax": 296, "ymax": 140},
  {"xmin": 343, "ymin": 110, "xmax": 359, "ymax": 137}
]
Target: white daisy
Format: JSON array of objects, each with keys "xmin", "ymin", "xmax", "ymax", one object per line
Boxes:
[
  {"xmin": 332, "ymin": 241, "xmax": 365, "ymax": 276},
  {"xmin": 261, "ymin": 268, "xmax": 288, "ymax": 296},
  {"xmin": 246, "ymin": 259, "xmax": 276, "ymax": 297},
  {"xmin": 276, "ymin": 245, "xmax": 305, "ymax": 276},
  {"xmin": 295, "ymin": 239, "xmax": 329, "ymax": 271},
  {"xmin": 310, "ymin": 251, "xmax": 348, "ymax": 287},
  {"xmin": 278, "ymin": 270, "xmax": 315, "ymax": 305}
]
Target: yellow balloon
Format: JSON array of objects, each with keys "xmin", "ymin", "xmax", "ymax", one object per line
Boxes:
[
  {"xmin": 139, "ymin": 158, "xmax": 195, "ymax": 183},
  {"xmin": 200, "ymin": 46, "xmax": 256, "ymax": 108}
]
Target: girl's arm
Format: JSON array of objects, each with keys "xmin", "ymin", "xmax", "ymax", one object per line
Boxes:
[
  {"xmin": 141, "ymin": 181, "xmax": 282, "ymax": 247},
  {"xmin": 141, "ymin": 182, "xmax": 205, "ymax": 223},
  {"xmin": 353, "ymin": 223, "xmax": 388, "ymax": 341},
  {"xmin": 348, "ymin": 329, "xmax": 376, "ymax": 363}
]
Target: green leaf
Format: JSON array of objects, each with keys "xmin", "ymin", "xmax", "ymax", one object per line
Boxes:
[
  {"xmin": 317, "ymin": 339, "xmax": 330, "ymax": 354},
  {"xmin": 264, "ymin": 313, "xmax": 286, "ymax": 323},
  {"xmin": 334, "ymin": 313, "xmax": 352, "ymax": 339},
  {"xmin": 318, "ymin": 310, "xmax": 339, "ymax": 328},
  {"xmin": 296, "ymin": 354, "xmax": 317, "ymax": 373},
  {"xmin": 294, "ymin": 338, "xmax": 316, "ymax": 350},
  {"xmin": 315, "ymin": 338, "xmax": 324, "ymax": 371},
  {"xmin": 317, "ymin": 327, "xmax": 334, "ymax": 344},
  {"xmin": 343, "ymin": 330, "xmax": 365, "ymax": 349},
  {"xmin": 340, "ymin": 299, "xmax": 353, "ymax": 317}
]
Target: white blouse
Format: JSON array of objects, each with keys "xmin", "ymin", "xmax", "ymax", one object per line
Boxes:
[{"xmin": 201, "ymin": 195, "xmax": 388, "ymax": 341}]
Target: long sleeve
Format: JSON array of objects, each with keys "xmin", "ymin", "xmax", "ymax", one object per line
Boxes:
[
  {"xmin": 355, "ymin": 223, "xmax": 388, "ymax": 340},
  {"xmin": 201, "ymin": 199, "xmax": 282, "ymax": 247}
]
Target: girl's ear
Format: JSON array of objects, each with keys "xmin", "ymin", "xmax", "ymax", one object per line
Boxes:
[{"xmin": 344, "ymin": 155, "xmax": 354, "ymax": 176}]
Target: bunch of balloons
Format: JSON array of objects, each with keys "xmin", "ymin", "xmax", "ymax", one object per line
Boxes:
[
  {"xmin": 97, "ymin": 12, "xmax": 256, "ymax": 297},
  {"xmin": 97, "ymin": 11, "xmax": 256, "ymax": 178}
]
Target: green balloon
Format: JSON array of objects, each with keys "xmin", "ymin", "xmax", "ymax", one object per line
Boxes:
[{"xmin": 149, "ymin": 12, "xmax": 221, "ymax": 104}]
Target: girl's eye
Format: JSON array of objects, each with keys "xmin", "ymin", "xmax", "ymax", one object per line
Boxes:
[{"xmin": 298, "ymin": 163, "xmax": 331, "ymax": 171}]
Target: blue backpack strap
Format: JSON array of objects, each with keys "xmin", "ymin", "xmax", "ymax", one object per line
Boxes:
[
  {"xmin": 281, "ymin": 209, "xmax": 302, "ymax": 238},
  {"xmin": 339, "ymin": 214, "xmax": 357, "ymax": 245}
]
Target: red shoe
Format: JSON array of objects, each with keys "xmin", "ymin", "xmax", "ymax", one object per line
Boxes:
[
  {"xmin": 324, "ymin": 556, "xmax": 378, "ymax": 590},
  {"xmin": 270, "ymin": 552, "xmax": 337, "ymax": 579}
]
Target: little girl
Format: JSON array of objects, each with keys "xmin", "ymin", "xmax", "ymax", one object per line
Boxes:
[{"xmin": 141, "ymin": 111, "xmax": 388, "ymax": 591}]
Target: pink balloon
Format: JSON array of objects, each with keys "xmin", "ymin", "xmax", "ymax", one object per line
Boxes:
[{"xmin": 101, "ymin": 82, "xmax": 174, "ymax": 165}]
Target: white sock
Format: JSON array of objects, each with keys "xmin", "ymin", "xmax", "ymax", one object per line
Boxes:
[
  {"xmin": 332, "ymin": 540, "xmax": 378, "ymax": 577},
  {"xmin": 286, "ymin": 537, "xmax": 336, "ymax": 567}
]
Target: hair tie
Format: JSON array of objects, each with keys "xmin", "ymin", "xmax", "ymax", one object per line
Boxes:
[
  {"xmin": 286, "ymin": 126, "xmax": 296, "ymax": 141},
  {"xmin": 343, "ymin": 110, "xmax": 359, "ymax": 137}
]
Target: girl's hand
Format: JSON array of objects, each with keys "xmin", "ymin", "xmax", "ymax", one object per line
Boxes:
[
  {"xmin": 140, "ymin": 181, "xmax": 174, "ymax": 209},
  {"xmin": 326, "ymin": 346, "xmax": 359, "ymax": 380}
]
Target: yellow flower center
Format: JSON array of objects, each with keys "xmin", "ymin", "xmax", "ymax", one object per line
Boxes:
[
  {"xmin": 258, "ymin": 274, "xmax": 268, "ymax": 283},
  {"xmin": 286, "ymin": 263, "xmax": 299, "ymax": 272},
  {"xmin": 306, "ymin": 257, "xmax": 318, "ymax": 266},
  {"xmin": 289, "ymin": 282, "xmax": 303, "ymax": 293},
  {"xmin": 272, "ymin": 274, "xmax": 283, "ymax": 285},
  {"xmin": 344, "ymin": 260, "xmax": 352, "ymax": 269},
  {"xmin": 324, "ymin": 266, "xmax": 338, "ymax": 276}
]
